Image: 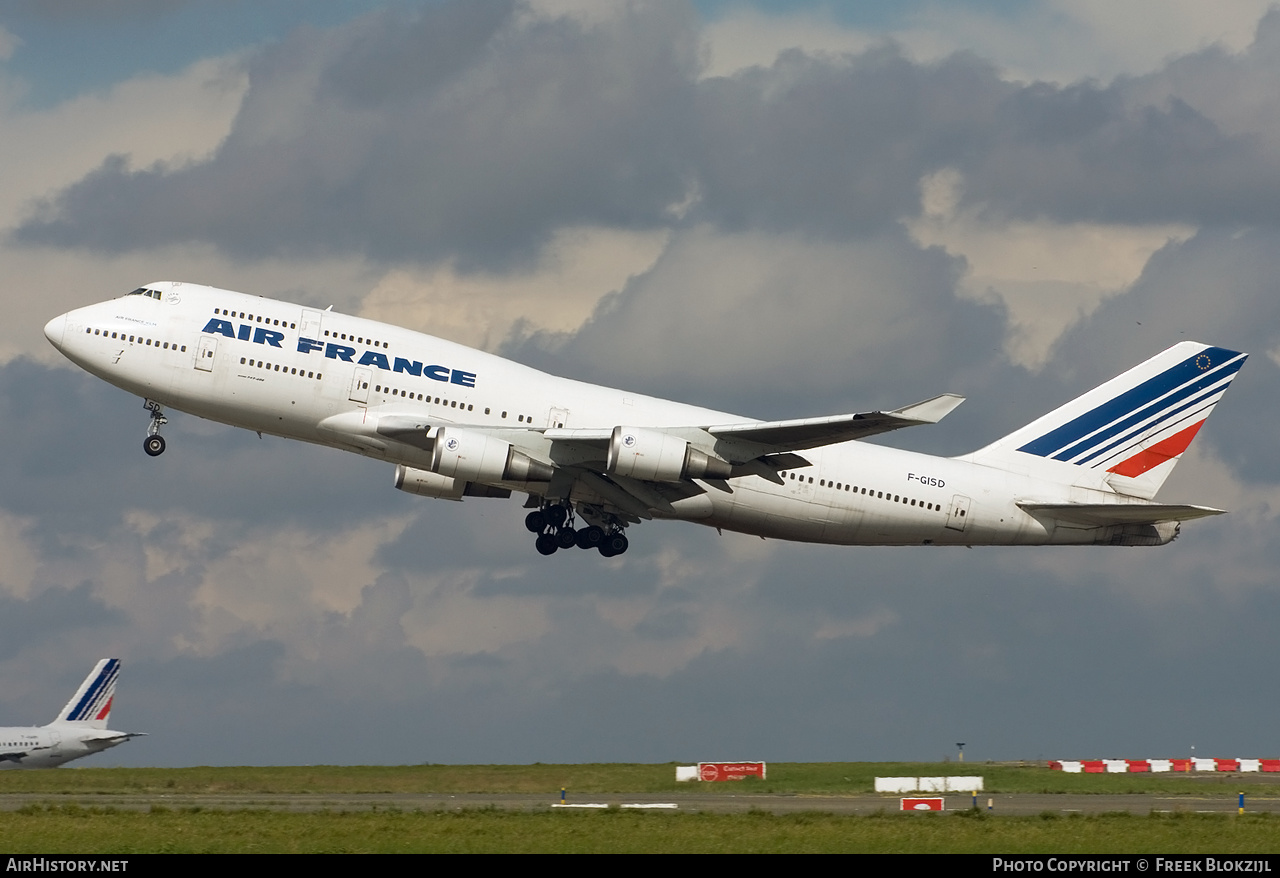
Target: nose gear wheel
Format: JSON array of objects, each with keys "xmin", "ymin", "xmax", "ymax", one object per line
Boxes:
[{"xmin": 142, "ymin": 399, "xmax": 168, "ymax": 457}]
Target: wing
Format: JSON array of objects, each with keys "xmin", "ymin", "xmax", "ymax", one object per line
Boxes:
[
  {"xmin": 362, "ymin": 394, "xmax": 964, "ymax": 521},
  {"xmin": 704, "ymin": 393, "xmax": 965, "ymax": 450},
  {"xmin": 540, "ymin": 393, "xmax": 964, "ymax": 459}
]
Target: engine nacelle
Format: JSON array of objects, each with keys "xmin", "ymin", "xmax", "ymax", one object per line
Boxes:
[
  {"xmin": 431, "ymin": 427, "xmax": 554, "ymax": 484},
  {"xmin": 394, "ymin": 465, "xmax": 465, "ymax": 500},
  {"xmin": 607, "ymin": 426, "xmax": 732, "ymax": 482}
]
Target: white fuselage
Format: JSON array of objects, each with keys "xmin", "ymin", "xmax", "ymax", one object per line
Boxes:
[
  {"xmin": 0, "ymin": 724, "xmax": 129, "ymax": 769},
  {"xmin": 44, "ymin": 282, "xmax": 1156, "ymax": 548}
]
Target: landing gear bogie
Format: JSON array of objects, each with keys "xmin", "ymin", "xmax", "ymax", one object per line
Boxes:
[{"xmin": 527, "ymin": 501, "xmax": 629, "ymax": 558}]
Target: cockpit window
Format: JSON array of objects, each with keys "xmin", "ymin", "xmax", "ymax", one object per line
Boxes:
[{"xmin": 126, "ymin": 287, "xmax": 163, "ymax": 300}]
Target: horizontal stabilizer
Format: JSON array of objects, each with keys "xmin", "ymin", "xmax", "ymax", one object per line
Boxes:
[
  {"xmin": 81, "ymin": 731, "xmax": 147, "ymax": 743},
  {"xmin": 1018, "ymin": 502, "xmax": 1225, "ymax": 527}
]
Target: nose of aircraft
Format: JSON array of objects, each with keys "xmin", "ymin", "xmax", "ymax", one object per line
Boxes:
[{"xmin": 43, "ymin": 313, "xmax": 67, "ymax": 350}]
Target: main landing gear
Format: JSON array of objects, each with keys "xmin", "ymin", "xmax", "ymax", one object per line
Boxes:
[
  {"xmin": 524, "ymin": 503, "xmax": 629, "ymax": 558},
  {"xmin": 143, "ymin": 399, "xmax": 167, "ymax": 457}
]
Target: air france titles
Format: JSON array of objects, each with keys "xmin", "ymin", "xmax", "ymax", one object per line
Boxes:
[{"xmin": 200, "ymin": 319, "xmax": 477, "ymax": 388}]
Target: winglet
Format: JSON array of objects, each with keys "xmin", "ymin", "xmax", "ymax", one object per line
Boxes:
[{"xmin": 889, "ymin": 393, "xmax": 965, "ymax": 425}]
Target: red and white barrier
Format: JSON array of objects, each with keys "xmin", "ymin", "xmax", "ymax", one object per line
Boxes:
[{"xmin": 1051, "ymin": 757, "xmax": 1279, "ymax": 773}]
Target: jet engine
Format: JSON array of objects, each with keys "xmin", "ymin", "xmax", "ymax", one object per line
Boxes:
[
  {"xmin": 430, "ymin": 427, "xmax": 554, "ymax": 484},
  {"xmin": 394, "ymin": 465, "xmax": 512, "ymax": 500},
  {"xmin": 607, "ymin": 426, "xmax": 732, "ymax": 482}
]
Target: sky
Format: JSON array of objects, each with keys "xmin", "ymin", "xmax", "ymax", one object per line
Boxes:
[{"xmin": 0, "ymin": 0, "xmax": 1278, "ymax": 767}]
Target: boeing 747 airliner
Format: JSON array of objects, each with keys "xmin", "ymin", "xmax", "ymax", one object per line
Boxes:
[
  {"xmin": 44, "ymin": 282, "xmax": 1246, "ymax": 556},
  {"xmin": 0, "ymin": 659, "xmax": 144, "ymax": 769}
]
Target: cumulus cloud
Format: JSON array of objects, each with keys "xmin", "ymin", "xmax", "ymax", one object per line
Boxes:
[
  {"xmin": 14, "ymin": 1, "xmax": 702, "ymax": 267},
  {"xmin": 6, "ymin": 1, "xmax": 1280, "ymax": 767},
  {"xmin": 507, "ymin": 225, "xmax": 1001, "ymax": 418},
  {"xmin": 17, "ymin": 3, "xmax": 1280, "ymax": 277}
]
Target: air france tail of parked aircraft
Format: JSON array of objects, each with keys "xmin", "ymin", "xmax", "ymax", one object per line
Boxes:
[
  {"xmin": 44, "ymin": 282, "xmax": 1246, "ymax": 556},
  {"xmin": 0, "ymin": 659, "xmax": 144, "ymax": 769}
]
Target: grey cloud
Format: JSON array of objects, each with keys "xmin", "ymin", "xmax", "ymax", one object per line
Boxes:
[
  {"xmin": 690, "ymin": 46, "xmax": 1008, "ymax": 236},
  {"xmin": 8, "ymin": 3, "xmax": 1280, "ymax": 769},
  {"xmin": 14, "ymin": 1, "xmax": 702, "ymax": 268},
  {"xmin": 20, "ymin": 5, "xmax": 1280, "ymax": 266},
  {"xmin": 505, "ymin": 226, "xmax": 1006, "ymax": 421},
  {"xmin": 1050, "ymin": 228, "xmax": 1280, "ymax": 482},
  {"xmin": 0, "ymin": 584, "xmax": 126, "ymax": 662},
  {"xmin": 1, "ymin": 357, "xmax": 407, "ymax": 539},
  {"xmin": 4, "ymin": 0, "xmax": 190, "ymax": 20},
  {"xmin": 7, "ymin": 348, "xmax": 1278, "ymax": 765},
  {"xmin": 81, "ymin": 535, "xmax": 1280, "ymax": 765},
  {"xmin": 319, "ymin": 0, "xmax": 516, "ymax": 107}
]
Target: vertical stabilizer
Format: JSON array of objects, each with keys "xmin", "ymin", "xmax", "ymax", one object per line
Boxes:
[
  {"xmin": 53, "ymin": 659, "xmax": 121, "ymax": 729},
  {"xmin": 968, "ymin": 343, "xmax": 1246, "ymax": 499}
]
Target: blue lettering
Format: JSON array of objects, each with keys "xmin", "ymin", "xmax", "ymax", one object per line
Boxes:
[
  {"xmin": 202, "ymin": 318, "xmax": 235, "ymax": 339},
  {"xmin": 325, "ymin": 343, "xmax": 355, "ymax": 362},
  {"xmin": 297, "ymin": 338, "xmax": 324, "ymax": 354},
  {"xmin": 393, "ymin": 358, "xmax": 423, "ymax": 377},
  {"xmin": 450, "ymin": 370, "xmax": 477, "ymax": 388},
  {"xmin": 425, "ymin": 365, "xmax": 450, "ymax": 382},
  {"xmin": 237, "ymin": 324, "xmax": 251, "ymax": 341},
  {"xmin": 254, "ymin": 327, "xmax": 284, "ymax": 348},
  {"xmin": 358, "ymin": 350, "xmax": 391, "ymax": 370}
]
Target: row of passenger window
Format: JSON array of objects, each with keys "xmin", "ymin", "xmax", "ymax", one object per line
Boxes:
[
  {"xmin": 214, "ymin": 306, "xmax": 540, "ymax": 424},
  {"xmin": 214, "ymin": 307, "xmax": 295, "ymax": 329},
  {"xmin": 87, "ymin": 327, "xmax": 187, "ymax": 352},
  {"xmin": 783, "ymin": 471, "xmax": 944, "ymax": 512},
  {"xmin": 376, "ymin": 384, "xmax": 472, "ymax": 410},
  {"xmin": 326, "ymin": 329, "xmax": 387, "ymax": 348},
  {"xmin": 240, "ymin": 357, "xmax": 321, "ymax": 379},
  {"xmin": 373, "ymin": 383, "xmax": 533, "ymax": 422},
  {"xmin": 213, "ymin": 306, "xmax": 394, "ymax": 357}
]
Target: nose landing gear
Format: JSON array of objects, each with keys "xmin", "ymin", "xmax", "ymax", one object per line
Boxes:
[{"xmin": 142, "ymin": 399, "xmax": 168, "ymax": 457}]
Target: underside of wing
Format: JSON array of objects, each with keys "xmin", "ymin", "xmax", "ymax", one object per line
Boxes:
[{"xmin": 1018, "ymin": 502, "xmax": 1226, "ymax": 526}]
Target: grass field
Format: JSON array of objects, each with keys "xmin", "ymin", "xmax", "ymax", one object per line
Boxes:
[
  {"xmin": 1, "ymin": 806, "xmax": 1278, "ymax": 853},
  {"xmin": 0, "ymin": 761, "xmax": 1272, "ymax": 795},
  {"xmin": 2, "ymin": 763, "xmax": 1278, "ymax": 853}
]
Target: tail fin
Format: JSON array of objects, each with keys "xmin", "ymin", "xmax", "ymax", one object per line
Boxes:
[
  {"xmin": 53, "ymin": 659, "xmax": 121, "ymax": 729},
  {"xmin": 969, "ymin": 342, "xmax": 1247, "ymax": 499}
]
